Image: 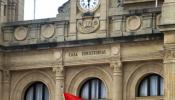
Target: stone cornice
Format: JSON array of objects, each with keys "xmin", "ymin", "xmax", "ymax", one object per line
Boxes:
[
  {"xmin": 1, "ymin": 33, "xmax": 163, "ymax": 52},
  {"xmin": 159, "ymin": 23, "xmax": 175, "ymax": 32}
]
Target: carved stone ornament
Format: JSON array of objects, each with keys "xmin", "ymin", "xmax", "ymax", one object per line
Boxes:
[
  {"xmin": 126, "ymin": 16, "xmax": 141, "ymax": 31},
  {"xmin": 53, "ymin": 66, "xmax": 64, "ymax": 78},
  {"xmin": 111, "ymin": 46, "xmax": 119, "ymax": 55},
  {"xmin": 110, "ymin": 61, "xmax": 122, "ymax": 73},
  {"xmin": 41, "ymin": 24, "xmax": 55, "ymax": 38},
  {"xmin": 54, "ymin": 51, "xmax": 62, "ymax": 60},
  {"xmin": 165, "ymin": 50, "xmax": 175, "ymax": 59},
  {"xmin": 14, "ymin": 26, "xmax": 28, "ymax": 41},
  {"xmin": 77, "ymin": 17, "xmax": 100, "ymax": 34}
]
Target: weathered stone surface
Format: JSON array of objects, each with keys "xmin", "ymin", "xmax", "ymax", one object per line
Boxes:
[{"xmin": 1, "ymin": 0, "xmax": 175, "ymax": 100}]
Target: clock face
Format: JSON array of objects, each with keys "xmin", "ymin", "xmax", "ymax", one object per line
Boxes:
[{"xmin": 79, "ymin": 0, "xmax": 100, "ymax": 12}]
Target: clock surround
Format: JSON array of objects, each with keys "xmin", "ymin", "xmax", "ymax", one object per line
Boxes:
[{"xmin": 78, "ymin": 0, "xmax": 101, "ymax": 13}]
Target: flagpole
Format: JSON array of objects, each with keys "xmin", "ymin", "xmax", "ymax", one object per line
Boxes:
[
  {"xmin": 34, "ymin": 0, "xmax": 36, "ymax": 19},
  {"xmin": 155, "ymin": 0, "xmax": 158, "ymax": 7}
]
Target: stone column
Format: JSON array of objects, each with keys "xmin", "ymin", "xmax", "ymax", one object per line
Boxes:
[
  {"xmin": 159, "ymin": 0, "xmax": 175, "ymax": 100},
  {"xmin": 0, "ymin": 53, "xmax": 3, "ymax": 100},
  {"xmin": 111, "ymin": 61, "xmax": 123, "ymax": 100},
  {"xmin": 68, "ymin": 0, "xmax": 77, "ymax": 40},
  {"xmin": 100, "ymin": 0, "xmax": 107, "ymax": 33},
  {"xmin": 2, "ymin": 70, "xmax": 10, "ymax": 100},
  {"xmin": 163, "ymin": 33, "xmax": 175, "ymax": 100},
  {"xmin": 0, "ymin": 70, "xmax": 2, "ymax": 100},
  {"xmin": 53, "ymin": 65, "xmax": 64, "ymax": 100}
]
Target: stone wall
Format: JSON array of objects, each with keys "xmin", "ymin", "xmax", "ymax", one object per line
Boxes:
[{"xmin": 17, "ymin": 0, "xmax": 24, "ymax": 21}]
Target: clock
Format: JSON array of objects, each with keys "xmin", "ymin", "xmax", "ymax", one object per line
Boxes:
[{"xmin": 78, "ymin": 0, "xmax": 100, "ymax": 12}]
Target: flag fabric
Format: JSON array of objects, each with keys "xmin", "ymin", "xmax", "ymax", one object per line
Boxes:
[{"xmin": 64, "ymin": 93, "xmax": 83, "ymax": 100}]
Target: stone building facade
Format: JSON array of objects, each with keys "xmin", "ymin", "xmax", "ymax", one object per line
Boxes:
[{"xmin": 1, "ymin": 0, "xmax": 175, "ymax": 100}]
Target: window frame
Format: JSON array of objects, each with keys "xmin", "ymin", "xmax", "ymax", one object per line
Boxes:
[
  {"xmin": 137, "ymin": 74, "xmax": 163, "ymax": 97},
  {"xmin": 24, "ymin": 82, "xmax": 49, "ymax": 100},
  {"xmin": 79, "ymin": 78, "xmax": 106, "ymax": 100}
]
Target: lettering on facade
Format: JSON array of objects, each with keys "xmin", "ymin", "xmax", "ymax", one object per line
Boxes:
[
  {"xmin": 68, "ymin": 50, "xmax": 107, "ymax": 57},
  {"xmin": 69, "ymin": 52, "xmax": 78, "ymax": 57}
]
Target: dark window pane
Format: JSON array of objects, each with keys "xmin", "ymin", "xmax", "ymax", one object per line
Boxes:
[
  {"xmin": 80, "ymin": 78, "xmax": 106, "ymax": 100},
  {"xmin": 25, "ymin": 82, "xmax": 49, "ymax": 100},
  {"xmin": 139, "ymin": 79, "xmax": 148, "ymax": 96},
  {"xmin": 138, "ymin": 74, "xmax": 164, "ymax": 97}
]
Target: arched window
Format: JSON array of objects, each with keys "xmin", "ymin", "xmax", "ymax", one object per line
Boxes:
[
  {"xmin": 138, "ymin": 74, "xmax": 164, "ymax": 97},
  {"xmin": 79, "ymin": 78, "xmax": 107, "ymax": 100},
  {"xmin": 24, "ymin": 82, "xmax": 49, "ymax": 100}
]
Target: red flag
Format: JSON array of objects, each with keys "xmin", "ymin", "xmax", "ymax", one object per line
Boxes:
[{"xmin": 64, "ymin": 93, "xmax": 83, "ymax": 100}]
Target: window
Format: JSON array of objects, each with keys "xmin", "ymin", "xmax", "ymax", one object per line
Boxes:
[
  {"xmin": 138, "ymin": 74, "xmax": 164, "ymax": 97},
  {"xmin": 25, "ymin": 82, "xmax": 49, "ymax": 100},
  {"xmin": 79, "ymin": 78, "xmax": 107, "ymax": 100},
  {"xmin": 4, "ymin": 5, "xmax": 6, "ymax": 16}
]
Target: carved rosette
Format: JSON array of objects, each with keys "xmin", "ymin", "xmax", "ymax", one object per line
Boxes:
[
  {"xmin": 41, "ymin": 24, "xmax": 55, "ymax": 38},
  {"xmin": 77, "ymin": 17, "xmax": 100, "ymax": 34},
  {"xmin": 14, "ymin": 26, "xmax": 28, "ymax": 41},
  {"xmin": 126, "ymin": 16, "xmax": 141, "ymax": 31}
]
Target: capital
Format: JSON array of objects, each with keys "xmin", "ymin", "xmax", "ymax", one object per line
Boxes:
[
  {"xmin": 53, "ymin": 64, "xmax": 64, "ymax": 78},
  {"xmin": 110, "ymin": 61, "xmax": 122, "ymax": 73}
]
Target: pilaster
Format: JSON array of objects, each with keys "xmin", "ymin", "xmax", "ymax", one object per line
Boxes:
[
  {"xmin": 110, "ymin": 61, "xmax": 123, "ymax": 100},
  {"xmin": 163, "ymin": 44, "xmax": 175, "ymax": 100},
  {"xmin": 0, "ymin": 70, "xmax": 2, "ymax": 100},
  {"xmin": 160, "ymin": 0, "xmax": 175, "ymax": 100},
  {"xmin": 100, "ymin": 0, "xmax": 107, "ymax": 33},
  {"xmin": 53, "ymin": 65, "xmax": 65, "ymax": 100},
  {"xmin": 2, "ymin": 70, "xmax": 10, "ymax": 100},
  {"xmin": 69, "ymin": 0, "xmax": 77, "ymax": 35},
  {"xmin": 0, "ymin": 51, "xmax": 3, "ymax": 100},
  {"xmin": 53, "ymin": 49, "xmax": 64, "ymax": 100},
  {"xmin": 7, "ymin": 2, "xmax": 16, "ymax": 22}
]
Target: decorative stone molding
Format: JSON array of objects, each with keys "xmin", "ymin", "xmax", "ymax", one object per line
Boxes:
[
  {"xmin": 52, "ymin": 63, "xmax": 64, "ymax": 100},
  {"xmin": 11, "ymin": 70, "xmax": 55, "ymax": 100},
  {"xmin": 53, "ymin": 66, "xmax": 64, "ymax": 78},
  {"xmin": 53, "ymin": 50, "xmax": 62, "ymax": 60},
  {"xmin": 110, "ymin": 61, "xmax": 122, "ymax": 74},
  {"xmin": 77, "ymin": 17, "xmax": 100, "ymax": 34},
  {"xmin": 41, "ymin": 24, "xmax": 55, "ymax": 39},
  {"xmin": 111, "ymin": 46, "xmax": 120, "ymax": 55},
  {"xmin": 68, "ymin": 67, "xmax": 112, "ymax": 98},
  {"xmin": 125, "ymin": 62, "xmax": 163, "ymax": 100},
  {"xmin": 110, "ymin": 61, "xmax": 123, "ymax": 100},
  {"xmin": 3, "ymin": 70, "xmax": 10, "ymax": 83},
  {"xmin": 126, "ymin": 16, "xmax": 141, "ymax": 31},
  {"xmin": 14, "ymin": 26, "xmax": 28, "ymax": 41}
]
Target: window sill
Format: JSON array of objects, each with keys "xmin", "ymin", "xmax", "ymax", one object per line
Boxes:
[
  {"xmin": 123, "ymin": 0, "xmax": 155, "ymax": 4},
  {"xmin": 136, "ymin": 96, "xmax": 164, "ymax": 100}
]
